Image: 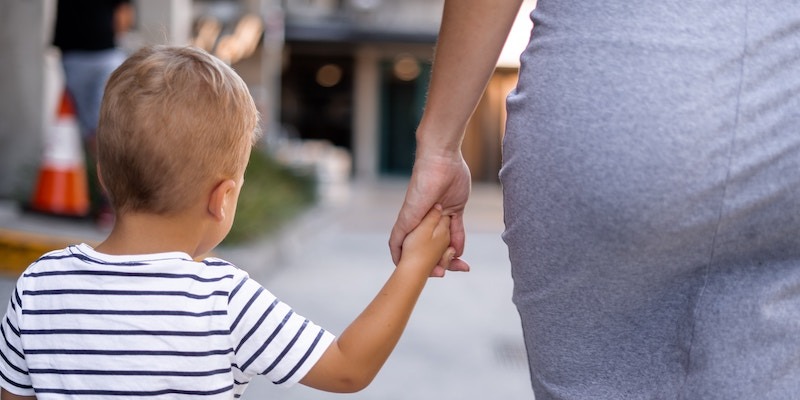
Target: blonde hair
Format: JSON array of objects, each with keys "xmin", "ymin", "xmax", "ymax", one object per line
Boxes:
[{"xmin": 97, "ymin": 45, "xmax": 261, "ymax": 215}]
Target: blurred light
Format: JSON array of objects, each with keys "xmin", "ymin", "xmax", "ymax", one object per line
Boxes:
[
  {"xmin": 392, "ymin": 55, "xmax": 420, "ymax": 81},
  {"xmin": 316, "ymin": 64, "xmax": 342, "ymax": 87},
  {"xmin": 497, "ymin": 0, "xmax": 537, "ymax": 68}
]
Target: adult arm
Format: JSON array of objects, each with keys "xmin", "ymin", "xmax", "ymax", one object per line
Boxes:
[
  {"xmin": 300, "ymin": 207, "xmax": 453, "ymax": 392},
  {"xmin": 113, "ymin": 1, "xmax": 136, "ymax": 35},
  {"xmin": 389, "ymin": 0, "xmax": 523, "ymax": 276}
]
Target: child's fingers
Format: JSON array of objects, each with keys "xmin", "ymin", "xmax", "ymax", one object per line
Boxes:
[
  {"xmin": 417, "ymin": 204, "xmax": 444, "ymax": 230},
  {"xmin": 434, "ymin": 213, "xmax": 451, "ymax": 240},
  {"xmin": 439, "ymin": 247, "xmax": 456, "ymax": 269}
]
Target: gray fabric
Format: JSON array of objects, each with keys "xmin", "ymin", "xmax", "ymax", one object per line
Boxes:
[{"xmin": 500, "ymin": 1, "xmax": 800, "ymax": 398}]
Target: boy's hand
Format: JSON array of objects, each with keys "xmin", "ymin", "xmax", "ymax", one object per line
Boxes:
[
  {"xmin": 390, "ymin": 153, "xmax": 471, "ymax": 277},
  {"xmin": 398, "ymin": 205, "xmax": 453, "ymax": 275}
]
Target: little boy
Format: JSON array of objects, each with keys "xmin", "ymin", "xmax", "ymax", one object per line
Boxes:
[{"xmin": 0, "ymin": 45, "xmax": 453, "ymax": 399}]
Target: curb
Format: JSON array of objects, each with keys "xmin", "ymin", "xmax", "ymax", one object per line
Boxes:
[{"xmin": 0, "ymin": 228, "xmax": 99, "ymax": 277}]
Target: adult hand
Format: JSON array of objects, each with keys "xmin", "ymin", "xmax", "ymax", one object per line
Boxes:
[{"xmin": 390, "ymin": 152, "xmax": 472, "ymax": 277}]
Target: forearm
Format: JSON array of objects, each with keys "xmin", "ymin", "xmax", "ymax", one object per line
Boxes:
[
  {"xmin": 300, "ymin": 262, "xmax": 429, "ymax": 392},
  {"xmin": 305, "ymin": 206, "xmax": 449, "ymax": 392},
  {"xmin": 417, "ymin": 0, "xmax": 523, "ymax": 156},
  {"xmin": 335, "ymin": 262, "xmax": 428, "ymax": 380},
  {"xmin": 114, "ymin": 2, "xmax": 136, "ymax": 34}
]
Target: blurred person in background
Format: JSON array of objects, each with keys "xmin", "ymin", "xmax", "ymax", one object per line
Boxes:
[
  {"xmin": 390, "ymin": 1, "xmax": 800, "ymax": 399},
  {"xmin": 53, "ymin": 0, "xmax": 134, "ymax": 224}
]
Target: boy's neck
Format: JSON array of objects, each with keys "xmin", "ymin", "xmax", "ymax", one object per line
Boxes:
[{"xmin": 94, "ymin": 211, "xmax": 211, "ymax": 258}]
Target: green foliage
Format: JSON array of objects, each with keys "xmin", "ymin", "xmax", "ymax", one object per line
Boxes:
[{"xmin": 223, "ymin": 149, "xmax": 316, "ymax": 245}]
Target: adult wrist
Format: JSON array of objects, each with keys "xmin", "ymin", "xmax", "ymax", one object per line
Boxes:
[
  {"xmin": 414, "ymin": 145, "xmax": 463, "ymax": 164},
  {"xmin": 414, "ymin": 123, "xmax": 465, "ymax": 161}
]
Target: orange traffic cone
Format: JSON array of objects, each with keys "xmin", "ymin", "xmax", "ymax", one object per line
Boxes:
[{"xmin": 29, "ymin": 89, "xmax": 90, "ymax": 217}]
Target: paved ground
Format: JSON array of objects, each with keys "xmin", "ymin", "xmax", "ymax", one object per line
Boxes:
[
  {"xmin": 233, "ymin": 180, "xmax": 532, "ymax": 399},
  {"xmin": 0, "ymin": 179, "xmax": 534, "ymax": 399}
]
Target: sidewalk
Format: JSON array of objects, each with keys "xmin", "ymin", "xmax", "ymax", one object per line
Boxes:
[
  {"xmin": 0, "ymin": 179, "xmax": 533, "ymax": 399},
  {"xmin": 235, "ymin": 180, "xmax": 533, "ymax": 399}
]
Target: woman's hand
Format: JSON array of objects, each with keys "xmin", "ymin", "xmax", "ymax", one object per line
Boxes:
[{"xmin": 390, "ymin": 151, "xmax": 471, "ymax": 276}]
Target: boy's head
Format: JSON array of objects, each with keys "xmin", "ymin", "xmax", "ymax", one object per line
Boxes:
[{"xmin": 97, "ymin": 45, "xmax": 260, "ymax": 216}]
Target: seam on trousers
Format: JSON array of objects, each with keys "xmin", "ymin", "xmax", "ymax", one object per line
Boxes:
[{"xmin": 677, "ymin": 1, "xmax": 751, "ymax": 398}]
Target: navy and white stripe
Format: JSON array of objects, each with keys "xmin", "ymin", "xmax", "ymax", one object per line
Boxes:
[{"xmin": 0, "ymin": 244, "xmax": 334, "ymax": 398}]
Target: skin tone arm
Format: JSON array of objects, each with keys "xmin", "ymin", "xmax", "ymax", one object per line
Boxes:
[
  {"xmin": 0, "ymin": 391, "xmax": 34, "ymax": 400},
  {"xmin": 389, "ymin": 0, "xmax": 523, "ymax": 276},
  {"xmin": 113, "ymin": 2, "xmax": 136, "ymax": 35},
  {"xmin": 300, "ymin": 206, "xmax": 454, "ymax": 392}
]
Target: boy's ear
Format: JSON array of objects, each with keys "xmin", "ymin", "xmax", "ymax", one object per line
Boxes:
[{"xmin": 207, "ymin": 179, "xmax": 236, "ymax": 222}]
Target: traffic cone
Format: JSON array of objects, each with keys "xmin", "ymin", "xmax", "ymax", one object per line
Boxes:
[{"xmin": 29, "ymin": 89, "xmax": 90, "ymax": 217}]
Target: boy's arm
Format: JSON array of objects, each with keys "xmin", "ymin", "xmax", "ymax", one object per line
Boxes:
[
  {"xmin": 300, "ymin": 207, "xmax": 452, "ymax": 392},
  {"xmin": 1, "ymin": 389, "xmax": 35, "ymax": 400}
]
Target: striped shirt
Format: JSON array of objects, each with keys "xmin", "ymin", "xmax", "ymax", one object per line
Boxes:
[{"xmin": 0, "ymin": 243, "xmax": 335, "ymax": 398}]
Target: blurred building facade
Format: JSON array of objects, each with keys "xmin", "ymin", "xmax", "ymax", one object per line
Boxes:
[
  {"xmin": 276, "ymin": 0, "xmax": 445, "ymax": 180},
  {"xmin": 0, "ymin": 0, "xmax": 531, "ymax": 201},
  {"xmin": 199, "ymin": 0, "xmax": 531, "ymax": 182}
]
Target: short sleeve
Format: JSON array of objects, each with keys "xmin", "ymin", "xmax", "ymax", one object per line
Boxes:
[
  {"xmin": 0, "ymin": 287, "xmax": 34, "ymax": 395},
  {"xmin": 228, "ymin": 276, "xmax": 335, "ymax": 387}
]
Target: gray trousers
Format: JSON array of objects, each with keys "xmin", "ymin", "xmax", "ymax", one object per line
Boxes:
[{"xmin": 500, "ymin": 1, "xmax": 800, "ymax": 398}]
